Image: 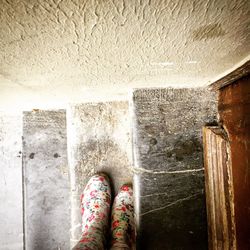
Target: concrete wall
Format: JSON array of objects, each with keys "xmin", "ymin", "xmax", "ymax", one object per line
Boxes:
[
  {"xmin": 0, "ymin": 113, "xmax": 23, "ymax": 250},
  {"xmin": 132, "ymin": 88, "xmax": 218, "ymax": 249},
  {"xmin": 67, "ymin": 101, "xmax": 132, "ymax": 247},
  {"xmin": 22, "ymin": 110, "xmax": 70, "ymax": 250}
]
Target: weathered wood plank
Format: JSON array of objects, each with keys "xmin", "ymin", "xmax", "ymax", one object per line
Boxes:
[
  {"xmin": 203, "ymin": 126, "xmax": 236, "ymax": 250},
  {"xmin": 218, "ymin": 74, "xmax": 250, "ymax": 249}
]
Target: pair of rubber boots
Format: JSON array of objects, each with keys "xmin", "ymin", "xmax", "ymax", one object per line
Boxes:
[{"xmin": 73, "ymin": 173, "xmax": 135, "ymax": 250}]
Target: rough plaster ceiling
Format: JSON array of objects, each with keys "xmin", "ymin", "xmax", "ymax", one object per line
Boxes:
[{"xmin": 0, "ymin": 0, "xmax": 249, "ymax": 109}]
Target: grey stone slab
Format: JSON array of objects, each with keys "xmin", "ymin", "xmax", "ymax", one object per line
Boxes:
[
  {"xmin": 0, "ymin": 113, "xmax": 23, "ymax": 250},
  {"xmin": 67, "ymin": 102, "xmax": 133, "ymax": 247},
  {"xmin": 23, "ymin": 110, "xmax": 70, "ymax": 250},
  {"xmin": 132, "ymin": 88, "xmax": 218, "ymax": 250}
]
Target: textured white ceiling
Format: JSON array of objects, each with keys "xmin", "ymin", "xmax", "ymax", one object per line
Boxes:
[{"xmin": 0, "ymin": 0, "xmax": 249, "ymax": 109}]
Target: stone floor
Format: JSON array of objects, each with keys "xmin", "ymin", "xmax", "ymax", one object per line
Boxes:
[
  {"xmin": 67, "ymin": 102, "xmax": 133, "ymax": 246},
  {"xmin": 0, "ymin": 113, "xmax": 23, "ymax": 250},
  {"xmin": 132, "ymin": 88, "xmax": 217, "ymax": 250},
  {"xmin": 23, "ymin": 110, "xmax": 70, "ymax": 250},
  {"xmin": 0, "ymin": 104, "xmax": 132, "ymax": 250},
  {"xmin": 0, "ymin": 87, "xmax": 218, "ymax": 250}
]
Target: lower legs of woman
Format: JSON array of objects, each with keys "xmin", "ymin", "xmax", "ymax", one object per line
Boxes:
[
  {"xmin": 72, "ymin": 174, "xmax": 111, "ymax": 250},
  {"xmin": 72, "ymin": 174, "xmax": 135, "ymax": 250},
  {"xmin": 110, "ymin": 185, "xmax": 135, "ymax": 250}
]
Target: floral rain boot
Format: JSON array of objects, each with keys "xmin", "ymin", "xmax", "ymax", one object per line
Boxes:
[
  {"xmin": 72, "ymin": 173, "xmax": 111, "ymax": 250},
  {"xmin": 110, "ymin": 184, "xmax": 135, "ymax": 250}
]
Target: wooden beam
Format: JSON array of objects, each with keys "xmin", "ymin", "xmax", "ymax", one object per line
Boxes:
[{"xmin": 210, "ymin": 60, "xmax": 250, "ymax": 90}]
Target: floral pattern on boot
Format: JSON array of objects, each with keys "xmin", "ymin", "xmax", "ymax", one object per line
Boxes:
[
  {"xmin": 73, "ymin": 174, "xmax": 111, "ymax": 250},
  {"xmin": 110, "ymin": 185, "xmax": 135, "ymax": 250}
]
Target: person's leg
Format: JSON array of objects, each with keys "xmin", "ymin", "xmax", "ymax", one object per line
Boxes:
[
  {"xmin": 110, "ymin": 184, "xmax": 135, "ymax": 250},
  {"xmin": 72, "ymin": 173, "xmax": 111, "ymax": 250}
]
